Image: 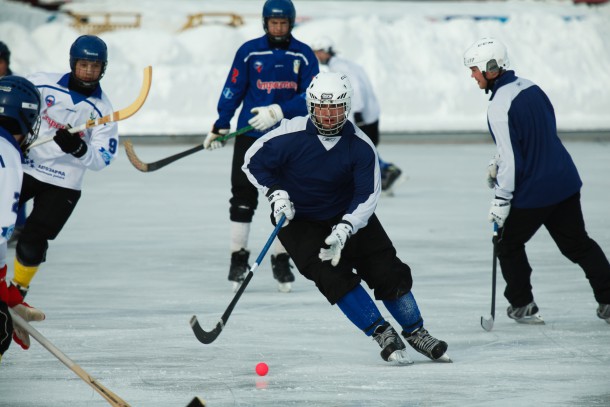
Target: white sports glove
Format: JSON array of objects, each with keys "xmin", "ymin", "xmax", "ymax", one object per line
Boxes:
[
  {"xmin": 204, "ymin": 127, "xmax": 229, "ymax": 150},
  {"xmin": 267, "ymin": 189, "xmax": 295, "ymax": 227},
  {"xmin": 319, "ymin": 222, "xmax": 353, "ymax": 267},
  {"xmin": 486, "ymin": 155, "xmax": 500, "ymax": 189},
  {"xmin": 248, "ymin": 104, "xmax": 283, "ymax": 131},
  {"xmin": 489, "ymin": 198, "xmax": 511, "ymax": 227}
]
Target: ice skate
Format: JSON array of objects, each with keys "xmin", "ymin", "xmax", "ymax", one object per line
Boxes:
[
  {"xmin": 404, "ymin": 327, "xmax": 452, "ymax": 362},
  {"xmin": 271, "ymin": 253, "xmax": 295, "ymax": 293},
  {"xmin": 229, "ymin": 249, "xmax": 250, "ymax": 293},
  {"xmin": 381, "ymin": 164, "xmax": 407, "ymax": 197},
  {"xmin": 372, "ymin": 322, "xmax": 413, "ymax": 365},
  {"xmin": 597, "ymin": 303, "xmax": 610, "ymax": 324},
  {"xmin": 507, "ymin": 301, "xmax": 545, "ymax": 324}
]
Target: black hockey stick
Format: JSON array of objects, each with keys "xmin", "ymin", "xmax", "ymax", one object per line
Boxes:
[
  {"xmin": 124, "ymin": 125, "xmax": 254, "ymax": 172},
  {"xmin": 481, "ymin": 222, "xmax": 499, "ymax": 331},
  {"xmin": 190, "ymin": 215, "xmax": 286, "ymax": 344}
]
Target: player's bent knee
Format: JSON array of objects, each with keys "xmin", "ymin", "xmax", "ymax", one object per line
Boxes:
[
  {"xmin": 16, "ymin": 240, "xmax": 48, "ymax": 266},
  {"xmin": 230, "ymin": 205, "xmax": 255, "ymax": 223}
]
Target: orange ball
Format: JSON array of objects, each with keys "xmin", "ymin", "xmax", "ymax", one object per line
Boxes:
[{"xmin": 255, "ymin": 362, "xmax": 269, "ymax": 376}]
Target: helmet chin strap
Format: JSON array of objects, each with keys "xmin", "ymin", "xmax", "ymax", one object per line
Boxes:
[{"xmin": 267, "ymin": 33, "xmax": 290, "ymax": 48}]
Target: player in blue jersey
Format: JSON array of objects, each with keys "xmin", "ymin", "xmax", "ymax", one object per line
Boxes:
[
  {"xmin": 0, "ymin": 75, "xmax": 46, "ymax": 363},
  {"xmin": 203, "ymin": 0, "xmax": 319, "ymax": 293},
  {"xmin": 464, "ymin": 37, "xmax": 610, "ymax": 325},
  {"xmin": 242, "ymin": 72, "xmax": 450, "ymax": 364}
]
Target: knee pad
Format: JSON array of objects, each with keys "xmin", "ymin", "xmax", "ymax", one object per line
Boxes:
[
  {"xmin": 16, "ymin": 239, "xmax": 48, "ymax": 266},
  {"xmin": 230, "ymin": 204, "xmax": 255, "ymax": 223}
]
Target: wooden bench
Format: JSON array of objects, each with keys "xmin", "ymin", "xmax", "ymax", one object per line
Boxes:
[
  {"xmin": 68, "ymin": 12, "xmax": 142, "ymax": 35},
  {"xmin": 180, "ymin": 12, "xmax": 244, "ymax": 32}
]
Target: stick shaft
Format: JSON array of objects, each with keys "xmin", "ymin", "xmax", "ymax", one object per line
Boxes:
[{"xmin": 8, "ymin": 309, "xmax": 131, "ymax": 407}]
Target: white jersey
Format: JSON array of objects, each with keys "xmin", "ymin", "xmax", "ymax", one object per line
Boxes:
[
  {"xmin": 0, "ymin": 129, "xmax": 23, "ymax": 251},
  {"xmin": 23, "ymin": 72, "xmax": 118, "ymax": 190},
  {"xmin": 327, "ymin": 56, "xmax": 380, "ymax": 125}
]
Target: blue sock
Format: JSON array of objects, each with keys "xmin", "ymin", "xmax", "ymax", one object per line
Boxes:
[
  {"xmin": 383, "ymin": 292, "xmax": 423, "ymax": 334},
  {"xmin": 336, "ymin": 285, "xmax": 384, "ymax": 336}
]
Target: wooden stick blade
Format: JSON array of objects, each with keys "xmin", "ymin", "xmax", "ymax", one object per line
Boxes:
[{"xmin": 123, "ymin": 139, "xmax": 149, "ymax": 172}]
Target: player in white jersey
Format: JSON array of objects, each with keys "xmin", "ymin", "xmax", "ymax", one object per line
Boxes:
[
  {"xmin": 311, "ymin": 37, "xmax": 404, "ymax": 195},
  {"xmin": 9, "ymin": 35, "xmax": 119, "ymax": 299},
  {"xmin": 0, "ymin": 75, "xmax": 46, "ymax": 363}
]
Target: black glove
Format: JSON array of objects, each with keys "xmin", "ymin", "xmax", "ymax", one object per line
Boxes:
[
  {"xmin": 354, "ymin": 112, "xmax": 365, "ymax": 127},
  {"xmin": 53, "ymin": 128, "xmax": 87, "ymax": 158}
]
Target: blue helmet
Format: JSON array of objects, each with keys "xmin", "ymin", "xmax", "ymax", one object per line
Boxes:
[
  {"xmin": 69, "ymin": 35, "xmax": 108, "ymax": 87},
  {"xmin": 262, "ymin": 0, "xmax": 296, "ymax": 42},
  {"xmin": 0, "ymin": 75, "xmax": 41, "ymax": 146}
]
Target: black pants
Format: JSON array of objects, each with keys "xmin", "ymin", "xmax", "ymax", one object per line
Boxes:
[
  {"xmin": 358, "ymin": 120, "xmax": 380, "ymax": 146},
  {"xmin": 229, "ymin": 136, "xmax": 258, "ymax": 223},
  {"xmin": 16, "ymin": 174, "xmax": 81, "ymax": 266},
  {"xmin": 277, "ymin": 213, "xmax": 412, "ymax": 304},
  {"xmin": 497, "ymin": 192, "xmax": 610, "ymax": 306}
]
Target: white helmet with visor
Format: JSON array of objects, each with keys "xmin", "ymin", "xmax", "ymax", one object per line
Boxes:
[{"xmin": 306, "ymin": 72, "xmax": 353, "ymax": 136}]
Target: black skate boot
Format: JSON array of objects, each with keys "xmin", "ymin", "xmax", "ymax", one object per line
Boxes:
[
  {"xmin": 228, "ymin": 249, "xmax": 250, "ymax": 292},
  {"xmin": 507, "ymin": 301, "xmax": 544, "ymax": 324},
  {"xmin": 271, "ymin": 253, "xmax": 295, "ymax": 293},
  {"xmin": 381, "ymin": 164, "xmax": 404, "ymax": 195},
  {"xmin": 597, "ymin": 303, "xmax": 610, "ymax": 324},
  {"xmin": 404, "ymin": 327, "xmax": 451, "ymax": 362},
  {"xmin": 372, "ymin": 322, "xmax": 413, "ymax": 365}
]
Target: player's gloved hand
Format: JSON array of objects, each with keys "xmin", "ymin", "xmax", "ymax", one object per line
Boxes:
[
  {"xmin": 319, "ymin": 221, "xmax": 353, "ymax": 267},
  {"xmin": 54, "ymin": 128, "xmax": 87, "ymax": 158},
  {"xmin": 267, "ymin": 188, "xmax": 295, "ymax": 227},
  {"xmin": 486, "ymin": 155, "xmax": 499, "ymax": 189},
  {"xmin": 203, "ymin": 126, "xmax": 229, "ymax": 150},
  {"xmin": 248, "ymin": 104, "xmax": 283, "ymax": 131},
  {"xmin": 0, "ymin": 265, "xmax": 45, "ymax": 351},
  {"xmin": 489, "ymin": 197, "xmax": 511, "ymax": 228}
]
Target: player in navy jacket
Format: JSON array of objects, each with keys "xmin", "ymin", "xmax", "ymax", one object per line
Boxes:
[
  {"xmin": 204, "ymin": 0, "xmax": 319, "ymax": 293},
  {"xmin": 464, "ymin": 37, "xmax": 610, "ymax": 325},
  {"xmin": 242, "ymin": 72, "xmax": 451, "ymax": 364}
]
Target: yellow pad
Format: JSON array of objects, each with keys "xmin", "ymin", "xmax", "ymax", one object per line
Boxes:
[{"xmin": 13, "ymin": 258, "xmax": 39, "ymax": 288}]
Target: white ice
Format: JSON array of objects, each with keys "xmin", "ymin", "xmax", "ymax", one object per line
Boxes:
[{"xmin": 0, "ymin": 139, "xmax": 609, "ymax": 406}]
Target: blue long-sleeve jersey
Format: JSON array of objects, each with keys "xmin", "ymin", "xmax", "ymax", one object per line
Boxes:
[
  {"xmin": 242, "ymin": 116, "xmax": 381, "ymax": 234},
  {"xmin": 214, "ymin": 35, "xmax": 319, "ymax": 138},
  {"xmin": 488, "ymin": 70, "xmax": 582, "ymax": 208}
]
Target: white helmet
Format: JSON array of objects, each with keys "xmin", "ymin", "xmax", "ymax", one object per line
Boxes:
[
  {"xmin": 306, "ymin": 71, "xmax": 353, "ymax": 136},
  {"xmin": 310, "ymin": 36, "xmax": 335, "ymax": 54},
  {"xmin": 463, "ymin": 37, "xmax": 510, "ymax": 73}
]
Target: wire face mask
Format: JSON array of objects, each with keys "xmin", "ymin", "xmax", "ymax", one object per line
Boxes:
[{"xmin": 306, "ymin": 72, "xmax": 353, "ymax": 136}]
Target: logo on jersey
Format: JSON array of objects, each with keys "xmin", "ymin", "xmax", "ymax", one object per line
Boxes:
[
  {"xmin": 293, "ymin": 60, "xmax": 301, "ymax": 74},
  {"xmin": 223, "ymin": 87, "xmax": 234, "ymax": 99},
  {"xmin": 45, "ymin": 95, "xmax": 55, "ymax": 107},
  {"xmin": 231, "ymin": 67, "xmax": 240, "ymax": 83},
  {"xmin": 254, "ymin": 61, "xmax": 263, "ymax": 74},
  {"xmin": 256, "ymin": 80, "xmax": 298, "ymax": 94}
]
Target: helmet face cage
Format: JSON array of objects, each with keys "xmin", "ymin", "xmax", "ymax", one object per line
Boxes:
[
  {"xmin": 0, "ymin": 75, "xmax": 41, "ymax": 146},
  {"xmin": 69, "ymin": 35, "xmax": 108, "ymax": 85},
  {"xmin": 262, "ymin": 0, "xmax": 296, "ymax": 40},
  {"xmin": 463, "ymin": 37, "xmax": 510, "ymax": 73},
  {"xmin": 306, "ymin": 72, "xmax": 353, "ymax": 136}
]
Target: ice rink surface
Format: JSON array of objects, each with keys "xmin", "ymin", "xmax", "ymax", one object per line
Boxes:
[{"xmin": 1, "ymin": 139, "xmax": 609, "ymax": 407}]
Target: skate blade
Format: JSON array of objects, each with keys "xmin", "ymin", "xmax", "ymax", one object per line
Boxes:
[
  {"xmin": 277, "ymin": 282, "xmax": 292, "ymax": 293},
  {"xmin": 387, "ymin": 349, "xmax": 414, "ymax": 365},
  {"xmin": 514, "ymin": 314, "xmax": 545, "ymax": 324},
  {"xmin": 435, "ymin": 353, "xmax": 453, "ymax": 363}
]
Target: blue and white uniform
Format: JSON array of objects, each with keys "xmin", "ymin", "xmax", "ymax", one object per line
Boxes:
[
  {"xmin": 244, "ymin": 116, "xmax": 380, "ymax": 233},
  {"xmin": 24, "ymin": 72, "xmax": 118, "ymax": 190},
  {"xmin": 214, "ymin": 35, "xmax": 319, "ymax": 137},
  {"xmin": 488, "ymin": 70, "xmax": 581, "ymax": 208},
  {"xmin": 0, "ymin": 128, "xmax": 22, "ymax": 249}
]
